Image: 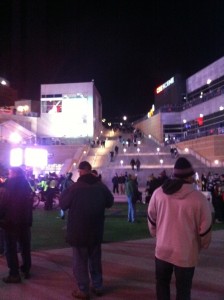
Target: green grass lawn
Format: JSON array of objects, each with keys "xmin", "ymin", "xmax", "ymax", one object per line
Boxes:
[{"xmin": 31, "ymin": 203, "xmax": 224, "ymax": 251}]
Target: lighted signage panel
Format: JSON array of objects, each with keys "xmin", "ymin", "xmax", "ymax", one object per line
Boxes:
[
  {"xmin": 156, "ymin": 77, "xmax": 174, "ymax": 94},
  {"xmin": 10, "ymin": 148, "xmax": 48, "ymax": 168},
  {"xmin": 10, "ymin": 148, "xmax": 23, "ymax": 166},
  {"xmin": 154, "ymin": 74, "xmax": 186, "ymax": 109},
  {"xmin": 25, "ymin": 148, "xmax": 48, "ymax": 168}
]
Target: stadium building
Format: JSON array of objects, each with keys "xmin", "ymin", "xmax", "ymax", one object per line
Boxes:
[{"xmin": 134, "ymin": 56, "xmax": 224, "ymax": 167}]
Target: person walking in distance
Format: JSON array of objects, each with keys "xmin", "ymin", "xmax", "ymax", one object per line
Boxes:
[
  {"xmin": 136, "ymin": 158, "xmax": 141, "ymax": 171},
  {"xmin": 114, "ymin": 145, "xmax": 119, "ymax": 155},
  {"xmin": 148, "ymin": 157, "xmax": 212, "ymax": 300},
  {"xmin": 130, "ymin": 158, "xmax": 136, "ymax": 170},
  {"xmin": 125, "ymin": 174, "xmax": 138, "ymax": 223},
  {"xmin": 118, "ymin": 173, "xmax": 125, "ymax": 194},
  {"xmin": 0, "ymin": 167, "xmax": 33, "ymax": 283},
  {"xmin": 112, "ymin": 173, "xmax": 119, "ymax": 194},
  {"xmin": 60, "ymin": 161, "xmax": 114, "ymax": 299}
]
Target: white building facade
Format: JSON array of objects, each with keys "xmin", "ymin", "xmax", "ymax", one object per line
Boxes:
[{"xmin": 38, "ymin": 81, "xmax": 102, "ymax": 140}]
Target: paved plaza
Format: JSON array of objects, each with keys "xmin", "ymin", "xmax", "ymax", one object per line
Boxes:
[{"xmin": 0, "ymin": 229, "xmax": 223, "ymax": 299}]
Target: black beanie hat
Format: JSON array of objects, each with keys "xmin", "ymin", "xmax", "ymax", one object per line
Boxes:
[{"xmin": 173, "ymin": 157, "xmax": 195, "ymax": 178}]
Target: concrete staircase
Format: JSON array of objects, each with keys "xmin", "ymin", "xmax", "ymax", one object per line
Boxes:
[{"xmin": 83, "ymin": 133, "xmax": 220, "ymax": 191}]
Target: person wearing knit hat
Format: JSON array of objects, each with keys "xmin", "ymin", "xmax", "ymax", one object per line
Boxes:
[
  {"xmin": 148, "ymin": 156, "xmax": 212, "ymax": 300},
  {"xmin": 173, "ymin": 157, "xmax": 195, "ymax": 178}
]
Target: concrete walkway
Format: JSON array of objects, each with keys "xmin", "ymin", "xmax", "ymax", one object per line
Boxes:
[{"xmin": 0, "ymin": 230, "xmax": 223, "ymax": 299}]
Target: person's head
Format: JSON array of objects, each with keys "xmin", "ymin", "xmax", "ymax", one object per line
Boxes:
[
  {"xmin": 78, "ymin": 161, "xmax": 92, "ymax": 176},
  {"xmin": 148, "ymin": 174, "xmax": 154, "ymax": 181},
  {"xmin": 173, "ymin": 157, "xmax": 195, "ymax": 182},
  {"xmin": 128, "ymin": 173, "xmax": 136, "ymax": 180},
  {"xmin": 8, "ymin": 167, "xmax": 25, "ymax": 178},
  {"xmin": 159, "ymin": 170, "xmax": 167, "ymax": 178}
]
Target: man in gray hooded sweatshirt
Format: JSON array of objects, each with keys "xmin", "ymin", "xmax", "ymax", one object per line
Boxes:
[{"xmin": 148, "ymin": 157, "xmax": 212, "ymax": 300}]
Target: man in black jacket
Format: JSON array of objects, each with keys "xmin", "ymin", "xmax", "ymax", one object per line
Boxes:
[
  {"xmin": 0, "ymin": 167, "xmax": 33, "ymax": 283},
  {"xmin": 60, "ymin": 161, "xmax": 114, "ymax": 299}
]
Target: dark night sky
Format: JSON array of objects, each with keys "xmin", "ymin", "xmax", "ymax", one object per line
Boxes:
[{"xmin": 0, "ymin": 0, "xmax": 224, "ymax": 121}]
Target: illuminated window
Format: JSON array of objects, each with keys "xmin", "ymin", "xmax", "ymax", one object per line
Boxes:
[{"xmin": 41, "ymin": 100, "xmax": 62, "ymax": 113}]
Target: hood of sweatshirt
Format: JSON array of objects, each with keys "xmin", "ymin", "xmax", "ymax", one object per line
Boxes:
[
  {"xmin": 162, "ymin": 178, "xmax": 194, "ymax": 198},
  {"xmin": 77, "ymin": 173, "xmax": 100, "ymax": 185}
]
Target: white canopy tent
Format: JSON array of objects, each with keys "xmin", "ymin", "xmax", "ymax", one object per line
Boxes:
[{"xmin": 0, "ymin": 120, "xmax": 36, "ymax": 144}]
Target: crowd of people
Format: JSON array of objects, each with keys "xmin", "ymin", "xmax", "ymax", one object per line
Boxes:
[
  {"xmin": 89, "ymin": 138, "xmax": 106, "ymax": 148},
  {"xmin": 145, "ymin": 169, "xmax": 224, "ymax": 223},
  {"xmin": 200, "ymin": 172, "xmax": 224, "ymax": 223},
  {"xmin": 111, "ymin": 162, "xmax": 224, "ymax": 227},
  {"xmin": 27, "ymin": 172, "xmax": 71, "ymax": 211},
  {"xmin": 104, "ymin": 157, "xmax": 214, "ymax": 299},
  {"xmin": 0, "ymin": 155, "xmax": 221, "ymax": 299}
]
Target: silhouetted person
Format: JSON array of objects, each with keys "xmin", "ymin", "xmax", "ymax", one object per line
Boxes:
[
  {"xmin": 60, "ymin": 161, "xmax": 114, "ymax": 298},
  {"xmin": 130, "ymin": 159, "xmax": 136, "ymax": 170},
  {"xmin": 0, "ymin": 167, "xmax": 33, "ymax": 283}
]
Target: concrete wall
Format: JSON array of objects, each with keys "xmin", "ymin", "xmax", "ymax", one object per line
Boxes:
[
  {"xmin": 158, "ymin": 94, "xmax": 224, "ymax": 125},
  {"xmin": 181, "ymin": 94, "xmax": 224, "ymax": 122},
  {"xmin": 177, "ymin": 135, "xmax": 224, "ymax": 165},
  {"xmin": 41, "ymin": 144, "xmax": 87, "ymax": 164},
  {"xmin": 134, "ymin": 113, "xmax": 163, "ymax": 143},
  {"xmin": 187, "ymin": 56, "xmax": 224, "ymax": 93}
]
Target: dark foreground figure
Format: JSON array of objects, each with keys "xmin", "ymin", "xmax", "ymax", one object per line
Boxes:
[
  {"xmin": 0, "ymin": 167, "xmax": 33, "ymax": 283},
  {"xmin": 60, "ymin": 161, "xmax": 114, "ymax": 299}
]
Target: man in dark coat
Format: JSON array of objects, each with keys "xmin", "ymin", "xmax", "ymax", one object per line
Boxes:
[
  {"xmin": 60, "ymin": 161, "xmax": 114, "ymax": 299},
  {"xmin": 0, "ymin": 167, "xmax": 33, "ymax": 283}
]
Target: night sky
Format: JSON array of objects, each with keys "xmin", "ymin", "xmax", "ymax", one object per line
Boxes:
[{"xmin": 0, "ymin": 1, "xmax": 224, "ymax": 121}]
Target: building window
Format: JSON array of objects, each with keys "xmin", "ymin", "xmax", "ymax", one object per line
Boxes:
[{"xmin": 41, "ymin": 100, "xmax": 62, "ymax": 113}]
